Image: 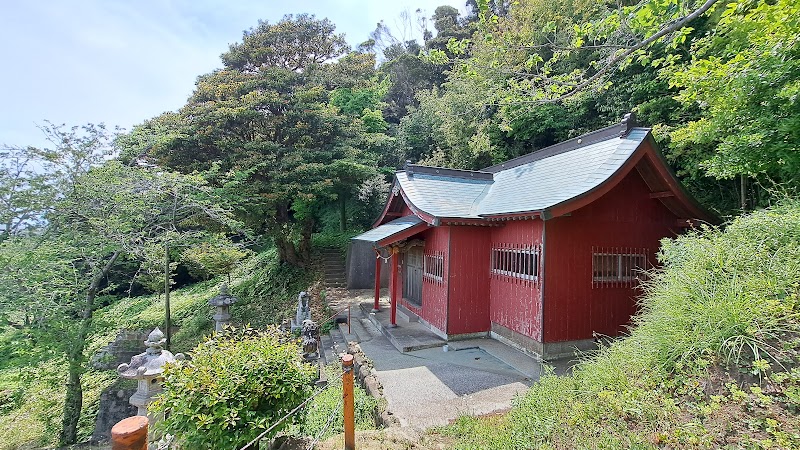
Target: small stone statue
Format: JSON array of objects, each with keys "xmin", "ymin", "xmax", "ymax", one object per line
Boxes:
[
  {"xmin": 301, "ymin": 319, "xmax": 320, "ymax": 360},
  {"xmin": 291, "ymin": 291, "xmax": 312, "ymax": 332}
]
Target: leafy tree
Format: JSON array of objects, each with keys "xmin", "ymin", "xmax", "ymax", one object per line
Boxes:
[
  {"xmin": 446, "ymin": 0, "xmax": 722, "ymax": 102},
  {"xmin": 181, "ymin": 235, "xmax": 251, "ymax": 282},
  {"xmin": 0, "ymin": 145, "xmax": 53, "ymax": 239},
  {"xmin": 425, "ymin": 5, "xmax": 477, "ymax": 55},
  {"xmin": 120, "ymin": 15, "xmax": 377, "ymax": 266},
  {"xmin": 222, "ymin": 14, "xmax": 348, "ymax": 72},
  {"xmin": 1, "ymin": 122, "xmax": 115, "ymax": 239},
  {"xmin": 380, "ymin": 51, "xmax": 448, "ymax": 123},
  {"xmin": 0, "ymin": 133, "xmax": 241, "ymax": 445},
  {"xmin": 669, "ymin": 0, "xmax": 800, "ymax": 202}
]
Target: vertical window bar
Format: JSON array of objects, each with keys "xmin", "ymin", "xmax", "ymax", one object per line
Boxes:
[
  {"xmin": 511, "ymin": 244, "xmax": 516, "ymax": 281},
  {"xmin": 602, "ymin": 247, "xmax": 607, "ymax": 285},
  {"xmin": 504, "ymin": 244, "xmax": 508, "ymax": 276},
  {"xmin": 489, "ymin": 247, "xmax": 492, "ymax": 277},
  {"xmin": 508, "ymin": 244, "xmax": 512, "ymax": 281},
  {"xmin": 625, "ymin": 249, "xmax": 629, "ymax": 286},
  {"xmin": 522, "ymin": 245, "xmax": 531, "ymax": 283},
  {"xmin": 626, "ymin": 248, "xmax": 630, "ymax": 286},
  {"xmin": 490, "ymin": 247, "xmax": 494, "ymax": 278}
]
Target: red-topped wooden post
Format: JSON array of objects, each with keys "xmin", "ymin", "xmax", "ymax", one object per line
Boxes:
[
  {"xmin": 372, "ymin": 253, "xmax": 381, "ymax": 312},
  {"xmin": 389, "ymin": 247, "xmax": 398, "ymax": 327},
  {"xmin": 111, "ymin": 416, "xmax": 148, "ymax": 450},
  {"xmin": 342, "ymin": 354, "xmax": 355, "ymax": 450}
]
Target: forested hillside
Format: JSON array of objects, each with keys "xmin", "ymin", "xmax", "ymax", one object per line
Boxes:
[{"xmin": 1, "ymin": 0, "xmax": 798, "ymax": 447}]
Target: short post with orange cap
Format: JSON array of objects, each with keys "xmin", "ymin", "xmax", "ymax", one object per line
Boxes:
[
  {"xmin": 342, "ymin": 353, "xmax": 355, "ymax": 450},
  {"xmin": 111, "ymin": 416, "xmax": 148, "ymax": 450}
]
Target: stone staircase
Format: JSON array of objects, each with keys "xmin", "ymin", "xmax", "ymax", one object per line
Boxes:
[
  {"xmin": 320, "ymin": 247, "xmax": 347, "ymax": 288},
  {"xmin": 320, "ymin": 304, "xmax": 381, "ymax": 366}
]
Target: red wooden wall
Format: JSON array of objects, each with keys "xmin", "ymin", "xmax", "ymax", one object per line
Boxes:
[
  {"xmin": 543, "ymin": 167, "xmax": 680, "ymax": 343},
  {"xmin": 446, "ymin": 226, "xmax": 491, "ymax": 335},
  {"xmin": 397, "ymin": 226, "xmax": 450, "ymax": 333},
  {"xmin": 489, "ymin": 220, "xmax": 544, "ymax": 341}
]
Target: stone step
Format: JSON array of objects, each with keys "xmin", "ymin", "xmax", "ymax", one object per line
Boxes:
[
  {"xmin": 328, "ymin": 326, "xmax": 349, "ymax": 360},
  {"xmin": 320, "ymin": 333, "xmax": 337, "ymax": 366},
  {"xmin": 320, "ymin": 252, "xmax": 344, "ymax": 259}
]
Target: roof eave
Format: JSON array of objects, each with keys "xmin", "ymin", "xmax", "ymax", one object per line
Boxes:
[
  {"xmin": 478, "ymin": 211, "xmax": 544, "ymax": 221},
  {"xmin": 375, "ymin": 222, "xmax": 431, "ymax": 247}
]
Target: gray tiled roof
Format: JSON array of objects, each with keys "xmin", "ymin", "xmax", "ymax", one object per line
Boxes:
[
  {"xmin": 352, "ymin": 215, "xmax": 425, "ymax": 243},
  {"xmin": 396, "ymin": 173, "xmax": 492, "ymax": 219},
  {"xmin": 396, "ymin": 128, "xmax": 649, "ymax": 219}
]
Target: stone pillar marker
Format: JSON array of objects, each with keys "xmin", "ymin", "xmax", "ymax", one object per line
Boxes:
[
  {"xmin": 209, "ymin": 284, "xmax": 238, "ymax": 332},
  {"xmin": 117, "ymin": 327, "xmax": 183, "ymax": 441}
]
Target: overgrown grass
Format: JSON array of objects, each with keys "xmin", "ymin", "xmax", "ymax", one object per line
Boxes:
[
  {"xmin": 293, "ymin": 364, "xmax": 381, "ymax": 441},
  {"xmin": 0, "ymin": 247, "xmax": 312, "ymax": 449},
  {"xmin": 441, "ymin": 201, "xmax": 800, "ymax": 449}
]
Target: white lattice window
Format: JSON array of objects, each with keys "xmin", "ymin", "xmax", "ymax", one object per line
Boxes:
[
  {"xmin": 592, "ymin": 247, "xmax": 648, "ymax": 287},
  {"xmin": 490, "ymin": 244, "xmax": 540, "ymax": 281},
  {"xmin": 423, "ymin": 251, "xmax": 444, "ymax": 283}
]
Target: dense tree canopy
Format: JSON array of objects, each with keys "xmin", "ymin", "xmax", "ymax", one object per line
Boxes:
[
  {"xmin": 222, "ymin": 14, "xmax": 349, "ymax": 72},
  {"xmin": 119, "ymin": 15, "xmax": 385, "ymax": 266}
]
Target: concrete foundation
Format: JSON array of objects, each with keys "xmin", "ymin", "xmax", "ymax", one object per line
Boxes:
[{"xmin": 490, "ymin": 322, "xmax": 597, "ymax": 360}]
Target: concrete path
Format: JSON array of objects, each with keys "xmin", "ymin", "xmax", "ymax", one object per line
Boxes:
[{"xmin": 325, "ymin": 289, "xmax": 573, "ymax": 430}]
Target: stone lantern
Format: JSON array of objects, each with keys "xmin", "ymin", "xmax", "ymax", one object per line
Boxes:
[
  {"xmin": 209, "ymin": 284, "xmax": 238, "ymax": 332},
  {"xmin": 117, "ymin": 327, "xmax": 183, "ymax": 437}
]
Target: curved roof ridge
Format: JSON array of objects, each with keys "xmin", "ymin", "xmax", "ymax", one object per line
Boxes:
[{"xmin": 483, "ymin": 114, "xmax": 643, "ymax": 174}]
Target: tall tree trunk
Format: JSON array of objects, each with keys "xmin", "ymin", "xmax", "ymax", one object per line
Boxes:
[
  {"xmin": 164, "ymin": 244, "xmax": 171, "ymax": 350},
  {"xmin": 299, "ymin": 218, "xmax": 314, "ymax": 264},
  {"xmin": 272, "ymin": 202, "xmax": 309, "ymax": 267},
  {"xmin": 60, "ymin": 347, "xmax": 83, "ymax": 445},
  {"xmin": 275, "ymin": 232, "xmax": 302, "ymax": 267},
  {"xmin": 740, "ymin": 174, "xmax": 747, "ymax": 212},
  {"xmin": 60, "ymin": 250, "xmax": 121, "ymax": 446},
  {"xmin": 339, "ymin": 195, "xmax": 346, "ymax": 232}
]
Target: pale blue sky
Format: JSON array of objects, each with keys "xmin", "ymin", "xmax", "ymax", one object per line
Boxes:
[{"xmin": 0, "ymin": 1, "xmax": 465, "ymax": 148}]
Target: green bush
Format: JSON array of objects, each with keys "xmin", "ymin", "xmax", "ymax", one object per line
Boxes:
[
  {"xmin": 311, "ymin": 229, "xmax": 362, "ymax": 253},
  {"xmin": 153, "ymin": 326, "xmax": 316, "ymax": 449}
]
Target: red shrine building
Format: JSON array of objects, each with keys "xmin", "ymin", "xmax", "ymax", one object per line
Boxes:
[{"xmin": 352, "ymin": 114, "xmax": 715, "ymax": 359}]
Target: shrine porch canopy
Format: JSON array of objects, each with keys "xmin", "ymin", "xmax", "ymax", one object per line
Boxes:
[{"xmin": 351, "ymin": 215, "xmax": 428, "ymax": 248}]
